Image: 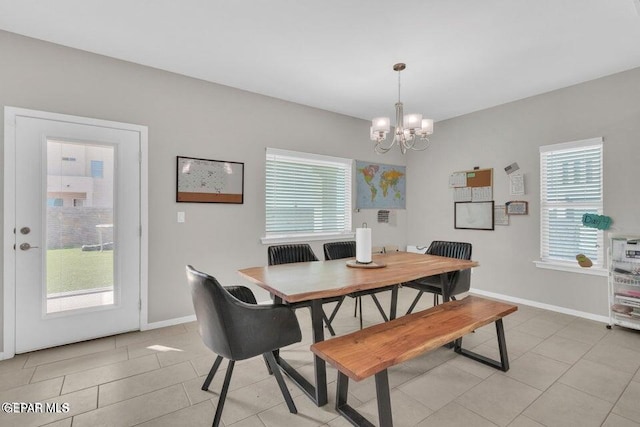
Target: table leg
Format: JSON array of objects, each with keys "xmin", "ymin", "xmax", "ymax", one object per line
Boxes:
[
  {"xmin": 440, "ymin": 273, "xmax": 451, "ymax": 303},
  {"xmin": 310, "ymin": 299, "xmax": 328, "ymax": 405},
  {"xmin": 389, "ymin": 286, "xmax": 398, "ymax": 320}
]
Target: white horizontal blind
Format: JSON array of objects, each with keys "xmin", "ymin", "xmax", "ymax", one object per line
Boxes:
[
  {"xmin": 540, "ymin": 138, "xmax": 603, "ymax": 267},
  {"xmin": 265, "ymin": 148, "xmax": 352, "ymax": 238}
]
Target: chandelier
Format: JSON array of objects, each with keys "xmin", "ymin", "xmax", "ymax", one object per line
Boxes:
[{"xmin": 370, "ymin": 63, "xmax": 434, "ymax": 154}]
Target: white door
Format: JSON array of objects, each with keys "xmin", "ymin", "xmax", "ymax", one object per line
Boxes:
[{"xmin": 10, "ymin": 112, "xmax": 141, "ymax": 353}]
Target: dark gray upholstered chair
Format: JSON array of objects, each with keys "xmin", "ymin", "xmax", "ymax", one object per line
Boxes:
[
  {"xmin": 268, "ymin": 243, "xmax": 318, "ymax": 265},
  {"xmin": 404, "ymin": 241, "xmax": 473, "ymax": 314},
  {"xmin": 267, "ymin": 243, "xmax": 345, "ymax": 336},
  {"xmin": 323, "ymin": 241, "xmax": 394, "ymax": 329},
  {"xmin": 186, "ymin": 265, "xmax": 301, "ymax": 427}
]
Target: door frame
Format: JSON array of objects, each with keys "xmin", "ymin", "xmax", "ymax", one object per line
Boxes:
[{"xmin": 3, "ymin": 106, "xmax": 149, "ymax": 359}]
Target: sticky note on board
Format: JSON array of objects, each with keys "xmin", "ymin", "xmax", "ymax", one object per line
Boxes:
[
  {"xmin": 582, "ymin": 213, "xmax": 612, "ymax": 230},
  {"xmin": 467, "ymin": 172, "xmax": 475, "ymax": 178}
]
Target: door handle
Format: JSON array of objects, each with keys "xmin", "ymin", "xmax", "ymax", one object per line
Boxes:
[{"xmin": 19, "ymin": 243, "xmax": 39, "ymax": 251}]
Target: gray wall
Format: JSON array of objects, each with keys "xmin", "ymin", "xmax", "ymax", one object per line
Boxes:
[
  {"xmin": 0, "ymin": 31, "xmax": 408, "ymax": 352},
  {"xmin": 407, "ymin": 67, "xmax": 640, "ymax": 317}
]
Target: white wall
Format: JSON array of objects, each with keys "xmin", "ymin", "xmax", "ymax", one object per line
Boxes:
[
  {"xmin": 0, "ymin": 30, "xmax": 408, "ymax": 352},
  {"xmin": 407, "ymin": 67, "xmax": 640, "ymax": 317}
]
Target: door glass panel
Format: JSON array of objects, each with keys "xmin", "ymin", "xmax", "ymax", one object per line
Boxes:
[{"xmin": 46, "ymin": 139, "xmax": 115, "ymax": 314}]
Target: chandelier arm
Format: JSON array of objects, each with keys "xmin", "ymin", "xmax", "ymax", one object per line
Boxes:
[
  {"xmin": 406, "ymin": 138, "xmax": 431, "ymax": 151},
  {"xmin": 374, "ymin": 138, "xmax": 397, "ymax": 154}
]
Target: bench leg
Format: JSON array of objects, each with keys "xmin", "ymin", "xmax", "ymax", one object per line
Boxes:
[
  {"xmin": 335, "ymin": 371, "xmax": 393, "ymax": 427},
  {"xmin": 454, "ymin": 319, "xmax": 510, "ymax": 371},
  {"xmin": 375, "ymin": 370, "xmax": 393, "ymax": 427}
]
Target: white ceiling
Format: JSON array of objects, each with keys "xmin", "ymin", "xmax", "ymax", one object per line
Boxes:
[{"xmin": 1, "ymin": 0, "xmax": 640, "ymax": 122}]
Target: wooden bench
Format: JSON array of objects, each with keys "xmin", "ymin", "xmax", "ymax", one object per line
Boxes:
[{"xmin": 310, "ymin": 295, "xmax": 517, "ymax": 427}]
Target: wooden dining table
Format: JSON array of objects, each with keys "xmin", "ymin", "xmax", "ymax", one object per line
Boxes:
[{"xmin": 238, "ymin": 251, "xmax": 479, "ymax": 407}]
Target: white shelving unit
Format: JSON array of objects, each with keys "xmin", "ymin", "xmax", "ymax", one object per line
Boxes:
[{"xmin": 608, "ymin": 234, "xmax": 640, "ymax": 330}]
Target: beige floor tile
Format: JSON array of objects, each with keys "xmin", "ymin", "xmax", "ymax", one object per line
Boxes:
[
  {"xmin": 480, "ymin": 329, "xmax": 544, "ymax": 358},
  {"xmin": 613, "ymin": 381, "xmax": 640, "ymax": 423},
  {"xmin": 602, "ymin": 413, "xmax": 640, "ymax": 427},
  {"xmin": 73, "ymin": 383, "xmax": 189, "ymax": 427},
  {"xmin": 399, "ymin": 363, "xmax": 484, "ymax": 411},
  {"xmin": 61, "ymin": 353, "xmax": 159, "ymax": 394},
  {"xmin": 0, "ymin": 377, "xmax": 63, "ymax": 404},
  {"xmin": 558, "ymin": 358, "xmax": 633, "ymax": 403},
  {"xmin": 0, "ymin": 387, "xmax": 97, "ymax": 427},
  {"xmin": 136, "ymin": 400, "xmax": 215, "ymax": 427},
  {"xmin": 523, "ymin": 382, "xmax": 612, "ymax": 427},
  {"xmin": 444, "ymin": 354, "xmax": 497, "ymax": 379},
  {"xmin": 345, "ymin": 361, "xmax": 432, "ymax": 404},
  {"xmin": 635, "ymin": 370, "xmax": 640, "ymax": 382},
  {"xmin": 218, "ymin": 374, "xmax": 304, "ymax": 426},
  {"xmin": 228, "ymin": 415, "xmax": 266, "ymax": 427},
  {"xmin": 456, "ymin": 328, "xmax": 495, "ymax": 348},
  {"xmin": 354, "ymin": 388, "xmax": 432, "ymax": 427},
  {"xmin": 531, "ymin": 310, "xmax": 577, "ymax": 326},
  {"xmin": 530, "ymin": 334, "xmax": 592, "ymax": 364},
  {"xmin": 401, "ymin": 346, "xmax": 457, "ymax": 376},
  {"xmin": 512, "ymin": 317, "xmax": 566, "ymax": 339},
  {"xmin": 600, "ymin": 328, "xmax": 640, "ymax": 353},
  {"xmin": 414, "ymin": 401, "xmax": 497, "ymax": 427},
  {"xmin": 504, "ymin": 352, "xmax": 571, "ymax": 391},
  {"xmin": 456, "ymin": 374, "xmax": 541, "ymax": 427},
  {"xmin": 98, "ymin": 360, "xmax": 196, "ymax": 407},
  {"xmin": 0, "ymin": 367, "xmax": 36, "ymax": 392},
  {"xmin": 25, "ymin": 337, "xmax": 116, "ymax": 368},
  {"xmin": 126, "ymin": 330, "xmax": 203, "ymax": 359},
  {"xmin": 42, "ymin": 417, "xmax": 72, "ymax": 427},
  {"xmin": 583, "ymin": 342, "xmax": 640, "ymax": 374},
  {"xmin": 0, "ymin": 354, "xmax": 28, "ymax": 375},
  {"xmin": 114, "ymin": 324, "xmax": 187, "ymax": 348},
  {"xmin": 31, "ymin": 348, "xmax": 128, "ymax": 383},
  {"xmin": 156, "ymin": 341, "xmax": 212, "ymax": 367},
  {"xmin": 555, "ymin": 318, "xmax": 608, "ymax": 345},
  {"xmin": 507, "ymin": 415, "xmax": 545, "ymax": 426},
  {"xmin": 258, "ymin": 391, "xmax": 343, "ymax": 427}
]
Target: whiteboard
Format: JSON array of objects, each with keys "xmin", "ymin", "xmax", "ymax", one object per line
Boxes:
[{"xmin": 455, "ymin": 201, "xmax": 494, "ymax": 230}]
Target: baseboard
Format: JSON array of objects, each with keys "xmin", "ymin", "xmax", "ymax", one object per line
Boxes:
[
  {"xmin": 141, "ymin": 314, "xmax": 197, "ymax": 331},
  {"xmin": 0, "ymin": 352, "xmax": 4, "ymax": 360},
  {"xmin": 470, "ymin": 288, "xmax": 609, "ymax": 324}
]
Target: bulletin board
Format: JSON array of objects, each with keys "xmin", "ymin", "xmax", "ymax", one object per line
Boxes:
[{"xmin": 449, "ymin": 168, "xmax": 494, "ymax": 202}]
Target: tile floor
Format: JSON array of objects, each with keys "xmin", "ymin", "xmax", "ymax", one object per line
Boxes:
[{"xmin": 1, "ymin": 290, "xmax": 640, "ymax": 426}]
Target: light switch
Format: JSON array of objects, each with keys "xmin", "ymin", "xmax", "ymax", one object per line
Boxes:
[{"xmin": 177, "ymin": 212, "xmax": 185, "ymax": 223}]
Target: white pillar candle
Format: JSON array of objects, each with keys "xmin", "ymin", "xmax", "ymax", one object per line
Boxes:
[{"xmin": 356, "ymin": 227, "xmax": 372, "ymax": 264}]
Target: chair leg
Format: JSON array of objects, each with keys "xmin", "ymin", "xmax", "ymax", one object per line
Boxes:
[
  {"xmin": 263, "ymin": 354, "xmax": 273, "ymax": 375},
  {"xmin": 406, "ymin": 290, "xmax": 424, "ymax": 315},
  {"xmin": 354, "ymin": 296, "xmax": 358, "ymax": 317},
  {"xmin": 202, "ymin": 355, "xmax": 224, "ymax": 391},
  {"xmin": 264, "ymin": 352, "xmax": 297, "ymax": 414},
  {"xmin": 358, "ymin": 296, "xmax": 363, "ymax": 330},
  {"xmin": 433, "ymin": 293, "xmax": 439, "ymax": 306},
  {"xmin": 212, "ymin": 360, "xmax": 234, "ymax": 427}
]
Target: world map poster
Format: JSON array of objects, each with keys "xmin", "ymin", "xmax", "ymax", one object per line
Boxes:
[{"xmin": 355, "ymin": 161, "xmax": 406, "ymax": 209}]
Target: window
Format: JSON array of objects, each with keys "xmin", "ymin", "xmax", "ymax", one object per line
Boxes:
[
  {"xmin": 539, "ymin": 137, "xmax": 603, "ymax": 270},
  {"xmin": 47, "ymin": 198, "xmax": 63, "ymax": 207},
  {"xmin": 91, "ymin": 160, "xmax": 104, "ymax": 178},
  {"xmin": 263, "ymin": 148, "xmax": 353, "ymax": 243}
]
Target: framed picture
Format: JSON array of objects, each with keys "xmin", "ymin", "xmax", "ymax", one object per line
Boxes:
[
  {"xmin": 506, "ymin": 200, "xmax": 528, "ymax": 215},
  {"xmin": 455, "ymin": 201, "xmax": 495, "ymax": 230},
  {"xmin": 176, "ymin": 156, "xmax": 244, "ymax": 203}
]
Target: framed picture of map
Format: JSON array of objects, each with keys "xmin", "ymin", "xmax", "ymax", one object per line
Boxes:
[
  {"xmin": 176, "ymin": 156, "xmax": 244, "ymax": 203},
  {"xmin": 355, "ymin": 161, "xmax": 406, "ymax": 209}
]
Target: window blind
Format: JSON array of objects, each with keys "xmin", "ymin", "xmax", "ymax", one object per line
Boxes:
[
  {"xmin": 540, "ymin": 138, "xmax": 603, "ymax": 267},
  {"xmin": 265, "ymin": 148, "xmax": 352, "ymax": 238}
]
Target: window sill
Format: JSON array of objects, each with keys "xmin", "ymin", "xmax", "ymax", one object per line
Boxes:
[
  {"xmin": 533, "ymin": 260, "xmax": 607, "ymax": 277},
  {"xmin": 261, "ymin": 232, "xmax": 355, "ymax": 245}
]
